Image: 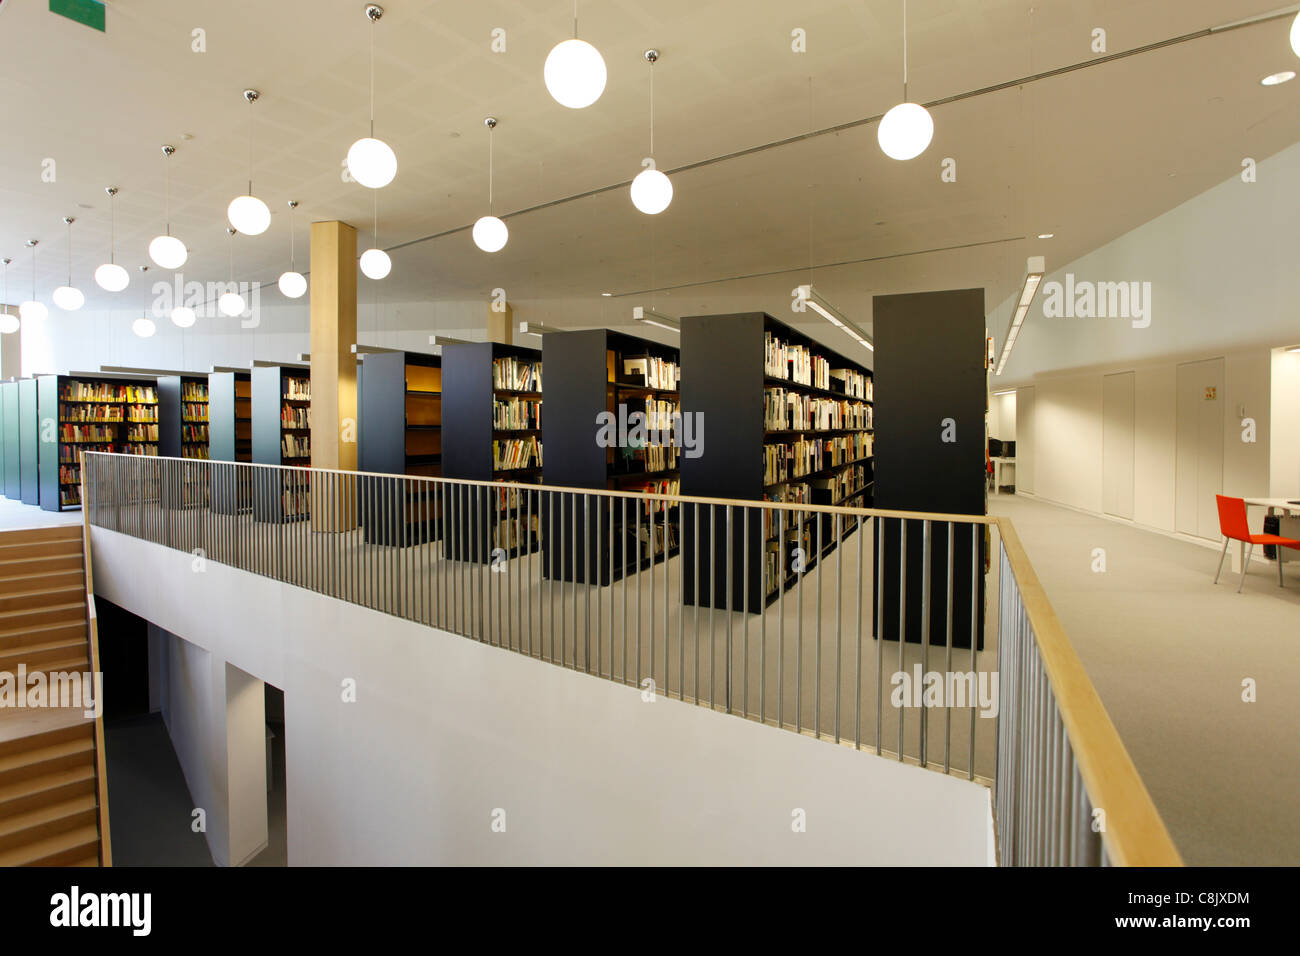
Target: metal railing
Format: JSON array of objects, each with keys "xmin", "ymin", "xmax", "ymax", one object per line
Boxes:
[{"xmin": 80, "ymin": 452, "xmax": 1180, "ymax": 866}]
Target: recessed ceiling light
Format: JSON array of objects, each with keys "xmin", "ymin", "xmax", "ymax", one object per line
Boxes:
[
  {"xmin": 1261, "ymin": 71, "xmax": 1295, "ymax": 86},
  {"xmin": 601, "ymin": 292, "xmax": 612, "ymax": 297},
  {"xmin": 1037, "ymin": 233, "xmax": 1054, "ymax": 239}
]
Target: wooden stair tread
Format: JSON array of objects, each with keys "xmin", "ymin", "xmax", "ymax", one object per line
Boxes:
[
  {"xmin": 0, "ymin": 601, "xmax": 86, "ymax": 620},
  {"xmin": 0, "ymin": 636, "xmax": 87, "ymax": 657},
  {"xmin": 0, "ymin": 714, "xmax": 93, "ymax": 752},
  {"xmin": 0, "ymin": 823, "xmax": 99, "ymax": 866},
  {"xmin": 0, "ymin": 569, "xmax": 84, "ymax": 586},
  {"xmin": 0, "ymin": 764, "xmax": 95, "ymax": 803},
  {"xmin": 0, "ymin": 554, "xmax": 84, "ymax": 569},
  {"xmin": 0, "ymin": 736, "xmax": 95, "ymax": 776},
  {"xmin": 0, "ymin": 794, "xmax": 97, "ymax": 839},
  {"xmin": 0, "ymin": 584, "xmax": 83, "ymax": 600},
  {"xmin": 0, "ymin": 620, "xmax": 87, "ymax": 643}
]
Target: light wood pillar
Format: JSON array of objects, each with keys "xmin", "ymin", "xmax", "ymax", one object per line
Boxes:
[
  {"xmin": 309, "ymin": 220, "xmax": 357, "ymax": 530},
  {"xmin": 487, "ymin": 300, "xmax": 513, "ymax": 345}
]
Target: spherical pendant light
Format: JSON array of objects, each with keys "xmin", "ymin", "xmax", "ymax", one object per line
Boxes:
[
  {"xmin": 170, "ymin": 306, "xmax": 197, "ymax": 328},
  {"xmin": 1292, "ymin": 12, "xmax": 1300, "ymax": 57},
  {"xmin": 94, "ymin": 262, "xmax": 129, "ymax": 292},
  {"xmin": 347, "ymin": 137, "xmax": 397, "ymax": 189},
  {"xmin": 219, "ymin": 291, "xmax": 246, "ymax": 317},
  {"xmin": 0, "ymin": 313, "xmax": 17, "ymax": 335},
  {"xmin": 227, "ymin": 194, "xmax": 271, "ymax": 236},
  {"xmin": 19, "ymin": 300, "xmax": 47, "ymax": 324},
  {"xmin": 359, "ymin": 248, "xmax": 391, "ymax": 279},
  {"xmin": 132, "ymin": 317, "xmax": 157, "ymax": 338},
  {"xmin": 149, "ymin": 234, "xmax": 188, "ymax": 270},
  {"xmin": 544, "ymin": 38, "xmax": 607, "ymax": 109},
  {"xmin": 630, "ymin": 168, "xmax": 672, "ymax": 215},
  {"xmin": 877, "ymin": 102, "xmax": 934, "ymax": 160},
  {"xmin": 52, "ymin": 286, "xmax": 85, "ymax": 311},
  {"xmin": 278, "ymin": 270, "xmax": 307, "ymax": 298},
  {"xmin": 472, "ymin": 216, "xmax": 508, "ymax": 253}
]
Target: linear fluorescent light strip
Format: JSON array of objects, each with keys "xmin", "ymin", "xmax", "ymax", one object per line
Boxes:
[
  {"xmin": 518, "ymin": 321, "xmax": 563, "ymax": 337},
  {"xmin": 633, "ymin": 306, "xmax": 680, "ymax": 333},
  {"xmin": 429, "ymin": 334, "xmax": 471, "ymax": 347},
  {"xmin": 995, "ymin": 256, "xmax": 1046, "ymax": 376},
  {"xmin": 796, "ymin": 285, "xmax": 873, "ymax": 351}
]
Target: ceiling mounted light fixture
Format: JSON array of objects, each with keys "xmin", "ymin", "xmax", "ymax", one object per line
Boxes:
[
  {"xmin": 994, "ymin": 256, "xmax": 1046, "ymax": 376},
  {"xmin": 94, "ymin": 187, "xmax": 130, "ymax": 292},
  {"xmin": 279, "ymin": 200, "xmax": 308, "ymax": 297},
  {"xmin": 878, "ymin": 0, "xmax": 934, "ymax": 161},
  {"xmin": 795, "ymin": 284, "xmax": 874, "ymax": 351},
  {"xmin": 347, "ymin": 4, "xmax": 398, "ymax": 188},
  {"xmin": 545, "ymin": 0, "xmax": 606, "ymax": 109},
  {"xmin": 473, "ymin": 117, "xmax": 509, "ymax": 253},
  {"xmin": 219, "ymin": 227, "xmax": 247, "ymax": 317},
  {"xmin": 359, "ymin": 193, "xmax": 391, "ymax": 279},
  {"xmin": 630, "ymin": 49, "xmax": 673, "ymax": 215},
  {"xmin": 19, "ymin": 240, "xmax": 47, "ymax": 324},
  {"xmin": 632, "ymin": 305, "xmax": 679, "ymax": 333},
  {"xmin": 227, "ymin": 89, "xmax": 271, "ymax": 235},
  {"xmin": 1261, "ymin": 70, "xmax": 1296, "ymax": 86},
  {"xmin": 518, "ymin": 321, "xmax": 563, "ymax": 337},
  {"xmin": 149, "ymin": 145, "xmax": 189, "ymax": 269},
  {"xmin": 0, "ymin": 259, "xmax": 17, "ymax": 334},
  {"xmin": 52, "ymin": 217, "xmax": 85, "ymax": 311},
  {"xmin": 1291, "ymin": 12, "xmax": 1300, "ymax": 57},
  {"xmin": 132, "ymin": 266, "xmax": 157, "ymax": 338}
]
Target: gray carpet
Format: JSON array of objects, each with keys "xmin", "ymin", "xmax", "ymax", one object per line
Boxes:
[{"xmin": 990, "ymin": 493, "xmax": 1300, "ymax": 866}]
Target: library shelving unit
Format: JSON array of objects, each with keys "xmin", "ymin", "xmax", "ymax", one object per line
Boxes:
[
  {"xmin": 251, "ymin": 364, "xmax": 311, "ymax": 523},
  {"xmin": 1, "ymin": 380, "xmax": 20, "ymax": 500},
  {"xmin": 541, "ymin": 329, "xmax": 681, "ymax": 584},
  {"xmin": 208, "ymin": 370, "xmax": 252, "ymax": 515},
  {"xmin": 358, "ymin": 350, "xmax": 442, "ymax": 546},
  {"xmin": 679, "ymin": 312, "xmax": 874, "ymax": 613},
  {"xmin": 158, "ymin": 374, "xmax": 211, "ymax": 510},
  {"xmin": 441, "ymin": 341, "xmax": 542, "ymax": 562},
  {"xmin": 37, "ymin": 373, "xmax": 160, "ymax": 511},
  {"xmin": 18, "ymin": 378, "xmax": 39, "ymax": 506}
]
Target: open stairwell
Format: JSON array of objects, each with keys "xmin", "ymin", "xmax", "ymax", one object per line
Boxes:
[{"xmin": 0, "ymin": 525, "xmax": 110, "ymax": 866}]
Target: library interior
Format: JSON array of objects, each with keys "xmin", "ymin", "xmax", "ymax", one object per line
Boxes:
[{"xmin": 0, "ymin": 0, "xmax": 1298, "ymax": 875}]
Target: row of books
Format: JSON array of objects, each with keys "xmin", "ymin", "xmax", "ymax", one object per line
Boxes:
[
  {"xmin": 763, "ymin": 433, "xmax": 873, "ymax": 485},
  {"xmin": 493, "ymin": 436, "xmax": 542, "ymax": 471},
  {"xmin": 183, "ymin": 446, "xmax": 211, "ymax": 460},
  {"xmin": 763, "ymin": 390, "xmax": 873, "ymax": 431},
  {"xmin": 622, "ymin": 356, "xmax": 679, "ymax": 391},
  {"xmin": 494, "ymin": 513, "xmax": 540, "ymax": 552},
  {"xmin": 492, "ymin": 357, "xmax": 542, "ymax": 392},
  {"xmin": 60, "ymin": 424, "xmax": 116, "ymax": 443},
  {"xmin": 283, "ymin": 487, "xmax": 310, "ymax": 518},
  {"xmin": 622, "ymin": 476, "xmax": 680, "ymax": 515},
  {"xmin": 126, "ymin": 425, "xmax": 159, "ymax": 443},
  {"xmin": 493, "ymin": 398, "xmax": 541, "ymax": 430},
  {"xmin": 59, "ymin": 465, "xmax": 79, "ymax": 485},
  {"xmin": 182, "ymin": 403, "xmax": 208, "ymax": 422},
  {"xmin": 281, "ymin": 405, "xmax": 311, "ymax": 429},
  {"xmin": 60, "ymin": 382, "xmax": 157, "ymax": 404},
  {"xmin": 122, "ymin": 444, "xmax": 158, "ymax": 457},
  {"xmin": 283, "ymin": 378, "xmax": 311, "ymax": 401},
  {"xmin": 830, "ymin": 368, "xmax": 872, "ymax": 401},
  {"xmin": 181, "ymin": 382, "xmax": 209, "ymax": 402},
  {"xmin": 182, "ymin": 424, "xmax": 209, "ymax": 443},
  {"xmin": 282, "ymin": 435, "xmax": 310, "ymax": 458},
  {"xmin": 57, "ymin": 403, "xmax": 157, "ymax": 423},
  {"xmin": 58, "ymin": 442, "xmax": 153, "ymax": 460},
  {"xmin": 763, "ymin": 333, "xmax": 831, "ymax": 389},
  {"xmin": 60, "ymin": 488, "xmax": 81, "ymax": 507}
]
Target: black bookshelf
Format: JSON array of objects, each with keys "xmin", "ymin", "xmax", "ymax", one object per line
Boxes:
[
  {"xmin": 208, "ymin": 371, "xmax": 252, "ymax": 515},
  {"xmin": 358, "ymin": 350, "xmax": 442, "ymax": 546},
  {"xmin": 0, "ymin": 381, "xmax": 15, "ymax": 500},
  {"xmin": 441, "ymin": 342, "xmax": 542, "ymax": 563},
  {"xmin": 37, "ymin": 373, "xmax": 159, "ymax": 512},
  {"xmin": 679, "ymin": 312, "xmax": 875, "ymax": 613},
  {"xmin": 251, "ymin": 365, "xmax": 311, "ymax": 523},
  {"xmin": 872, "ymin": 289, "xmax": 986, "ymax": 649},
  {"xmin": 541, "ymin": 329, "xmax": 681, "ymax": 584},
  {"xmin": 158, "ymin": 375, "xmax": 210, "ymax": 460}
]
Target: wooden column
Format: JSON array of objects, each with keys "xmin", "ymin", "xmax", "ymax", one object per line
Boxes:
[
  {"xmin": 309, "ymin": 220, "xmax": 357, "ymax": 530},
  {"xmin": 487, "ymin": 300, "xmax": 513, "ymax": 345}
]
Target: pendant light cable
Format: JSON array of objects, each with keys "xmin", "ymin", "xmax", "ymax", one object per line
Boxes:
[
  {"xmin": 109, "ymin": 190, "xmax": 116, "ymax": 265},
  {"xmin": 649, "ymin": 54, "xmax": 655, "ymax": 155},
  {"xmin": 247, "ymin": 96, "xmax": 255, "ymax": 195},
  {"xmin": 488, "ymin": 124, "xmax": 495, "ymax": 212},
  {"xmin": 289, "ymin": 203, "xmax": 297, "ymax": 271},
  {"xmin": 30, "ymin": 242, "xmax": 38, "ymax": 301},
  {"xmin": 164, "ymin": 149, "xmax": 172, "ymax": 236},
  {"xmin": 573, "ymin": 0, "xmax": 578, "ymax": 39},
  {"xmin": 66, "ymin": 218, "xmax": 74, "ymax": 285},
  {"xmin": 903, "ymin": 0, "xmax": 909, "ymax": 100},
  {"xmin": 369, "ymin": 14, "xmax": 376, "ymax": 137}
]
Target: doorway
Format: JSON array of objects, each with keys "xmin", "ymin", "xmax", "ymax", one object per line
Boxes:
[
  {"xmin": 250, "ymin": 683, "xmax": 287, "ymax": 866},
  {"xmin": 1175, "ymin": 358, "xmax": 1225, "ymax": 539}
]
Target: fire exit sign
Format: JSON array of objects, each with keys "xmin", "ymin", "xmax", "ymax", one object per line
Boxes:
[{"xmin": 49, "ymin": 0, "xmax": 105, "ymax": 32}]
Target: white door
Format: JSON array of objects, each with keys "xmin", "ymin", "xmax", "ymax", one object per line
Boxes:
[
  {"xmin": 1175, "ymin": 359, "xmax": 1224, "ymax": 539},
  {"xmin": 1016, "ymin": 387, "xmax": 1034, "ymax": 494},
  {"xmin": 1102, "ymin": 372, "xmax": 1135, "ymax": 519}
]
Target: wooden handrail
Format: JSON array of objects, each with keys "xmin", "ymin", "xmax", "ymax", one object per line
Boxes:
[
  {"xmin": 995, "ymin": 518, "xmax": 1182, "ymax": 867},
  {"xmin": 80, "ymin": 475, "xmax": 113, "ymax": 867}
]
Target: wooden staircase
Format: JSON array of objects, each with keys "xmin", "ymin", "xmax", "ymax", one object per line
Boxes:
[{"xmin": 0, "ymin": 525, "xmax": 110, "ymax": 866}]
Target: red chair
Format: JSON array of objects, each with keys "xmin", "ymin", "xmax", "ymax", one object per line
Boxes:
[{"xmin": 1214, "ymin": 495, "xmax": 1300, "ymax": 592}]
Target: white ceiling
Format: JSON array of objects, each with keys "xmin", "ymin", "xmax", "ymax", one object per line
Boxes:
[{"xmin": 2, "ymin": 0, "xmax": 1299, "ymax": 358}]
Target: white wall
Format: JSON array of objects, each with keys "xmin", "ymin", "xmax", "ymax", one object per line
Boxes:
[
  {"xmin": 1271, "ymin": 348, "xmax": 1300, "ymax": 498},
  {"xmin": 990, "ymin": 393, "xmax": 1016, "ymax": 442},
  {"xmin": 93, "ymin": 527, "xmax": 991, "ymax": 866}
]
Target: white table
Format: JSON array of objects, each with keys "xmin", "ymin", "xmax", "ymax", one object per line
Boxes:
[
  {"xmin": 1234, "ymin": 497, "xmax": 1300, "ymax": 575},
  {"xmin": 991, "ymin": 457, "xmax": 1016, "ymax": 494}
]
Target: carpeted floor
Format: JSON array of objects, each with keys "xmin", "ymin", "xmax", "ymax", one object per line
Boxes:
[{"xmin": 990, "ymin": 492, "xmax": 1300, "ymax": 866}]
